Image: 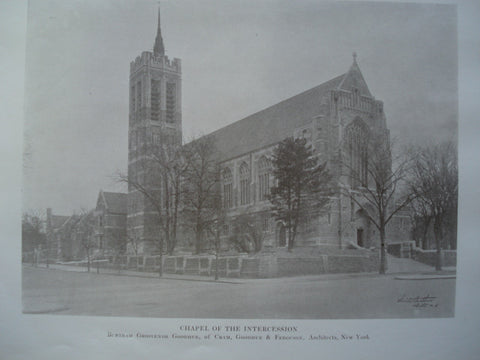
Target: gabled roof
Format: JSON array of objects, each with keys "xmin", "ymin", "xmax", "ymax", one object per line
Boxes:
[
  {"xmin": 100, "ymin": 191, "xmax": 127, "ymax": 214},
  {"xmin": 337, "ymin": 56, "xmax": 372, "ymax": 97},
  {"xmin": 209, "ymin": 74, "xmax": 345, "ymax": 162}
]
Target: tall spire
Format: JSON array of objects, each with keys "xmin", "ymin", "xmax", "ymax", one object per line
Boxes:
[{"xmin": 153, "ymin": 4, "xmax": 165, "ymax": 57}]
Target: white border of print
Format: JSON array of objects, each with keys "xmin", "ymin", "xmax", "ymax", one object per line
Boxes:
[{"xmin": 1, "ymin": 1, "xmax": 479, "ymax": 359}]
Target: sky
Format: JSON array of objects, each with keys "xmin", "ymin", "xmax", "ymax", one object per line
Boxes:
[{"xmin": 22, "ymin": 0, "xmax": 457, "ymax": 215}]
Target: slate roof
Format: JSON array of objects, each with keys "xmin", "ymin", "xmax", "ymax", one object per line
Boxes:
[
  {"xmin": 102, "ymin": 191, "xmax": 127, "ymax": 214},
  {"xmin": 208, "ymin": 74, "xmax": 345, "ymax": 162}
]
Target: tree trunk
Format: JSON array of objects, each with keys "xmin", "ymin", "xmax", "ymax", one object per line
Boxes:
[
  {"xmin": 158, "ymin": 236, "xmax": 163, "ymax": 277},
  {"xmin": 195, "ymin": 220, "xmax": 202, "ymax": 254},
  {"xmin": 46, "ymin": 242, "xmax": 49, "ymax": 268},
  {"xmin": 422, "ymin": 216, "xmax": 431, "ymax": 250},
  {"xmin": 215, "ymin": 228, "xmax": 219, "ymax": 281},
  {"xmin": 291, "ymin": 198, "xmax": 301, "ymax": 251},
  {"xmin": 158, "ymin": 252, "xmax": 163, "ymax": 277},
  {"xmin": 379, "ymin": 225, "xmax": 387, "ymax": 275},
  {"xmin": 171, "ymin": 182, "xmax": 180, "ymax": 255},
  {"xmin": 433, "ymin": 216, "xmax": 443, "ymax": 271}
]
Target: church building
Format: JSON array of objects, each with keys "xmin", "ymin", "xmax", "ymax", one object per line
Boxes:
[{"xmin": 126, "ymin": 10, "xmax": 409, "ymax": 256}]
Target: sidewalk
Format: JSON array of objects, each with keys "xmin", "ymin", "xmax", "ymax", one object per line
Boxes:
[
  {"xmin": 386, "ymin": 255, "xmax": 456, "ymax": 280},
  {"xmin": 24, "ymin": 260, "xmax": 456, "ymax": 283}
]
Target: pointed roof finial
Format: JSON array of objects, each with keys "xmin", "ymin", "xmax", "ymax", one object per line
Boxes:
[
  {"xmin": 153, "ymin": 2, "xmax": 165, "ymax": 57},
  {"xmin": 353, "ymin": 51, "xmax": 357, "ymax": 63}
]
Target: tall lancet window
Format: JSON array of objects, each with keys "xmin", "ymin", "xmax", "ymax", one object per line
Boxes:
[
  {"xmin": 346, "ymin": 118, "xmax": 369, "ymax": 188},
  {"xmin": 223, "ymin": 168, "xmax": 233, "ymax": 209},
  {"xmin": 166, "ymin": 82, "xmax": 176, "ymax": 123},
  {"xmin": 239, "ymin": 162, "xmax": 250, "ymax": 205},
  {"xmin": 136, "ymin": 81, "xmax": 142, "ymax": 110},
  {"xmin": 258, "ymin": 156, "xmax": 271, "ymax": 202},
  {"xmin": 151, "ymin": 79, "xmax": 160, "ymax": 121}
]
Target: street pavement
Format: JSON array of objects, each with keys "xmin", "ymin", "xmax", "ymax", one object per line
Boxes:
[{"xmin": 22, "ymin": 262, "xmax": 455, "ymax": 319}]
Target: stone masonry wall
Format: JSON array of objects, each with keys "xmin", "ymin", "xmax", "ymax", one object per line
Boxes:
[{"xmin": 100, "ymin": 251, "xmax": 379, "ymax": 278}]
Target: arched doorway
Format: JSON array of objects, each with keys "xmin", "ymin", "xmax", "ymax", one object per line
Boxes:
[
  {"xmin": 355, "ymin": 209, "xmax": 370, "ymax": 248},
  {"xmin": 276, "ymin": 222, "xmax": 287, "ymax": 247},
  {"xmin": 357, "ymin": 228, "xmax": 364, "ymax": 247}
]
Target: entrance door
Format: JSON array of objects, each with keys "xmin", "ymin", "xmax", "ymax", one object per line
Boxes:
[{"xmin": 357, "ymin": 229, "xmax": 364, "ymax": 247}]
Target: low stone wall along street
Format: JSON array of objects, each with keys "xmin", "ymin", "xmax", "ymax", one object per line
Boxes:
[
  {"xmin": 25, "ymin": 249, "xmax": 380, "ymax": 278},
  {"xmin": 92, "ymin": 250, "xmax": 380, "ymax": 278},
  {"xmin": 412, "ymin": 248, "xmax": 457, "ymax": 267}
]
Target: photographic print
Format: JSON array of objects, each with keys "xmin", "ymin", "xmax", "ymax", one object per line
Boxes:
[{"xmin": 22, "ymin": 0, "xmax": 457, "ymax": 319}]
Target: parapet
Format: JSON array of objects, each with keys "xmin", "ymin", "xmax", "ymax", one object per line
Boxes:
[{"xmin": 130, "ymin": 51, "xmax": 181, "ymax": 74}]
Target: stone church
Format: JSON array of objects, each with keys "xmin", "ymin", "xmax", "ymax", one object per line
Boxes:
[{"xmin": 126, "ymin": 10, "xmax": 410, "ymax": 256}]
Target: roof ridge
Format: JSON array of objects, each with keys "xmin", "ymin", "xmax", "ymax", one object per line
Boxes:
[{"xmin": 206, "ymin": 74, "xmax": 345, "ymax": 139}]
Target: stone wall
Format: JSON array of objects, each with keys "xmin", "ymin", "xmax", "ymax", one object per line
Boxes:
[
  {"xmin": 277, "ymin": 253, "xmax": 378, "ymax": 276},
  {"xmin": 412, "ymin": 249, "xmax": 457, "ymax": 268},
  {"xmin": 103, "ymin": 251, "xmax": 379, "ymax": 278},
  {"xmin": 387, "ymin": 241, "xmax": 415, "ymax": 258}
]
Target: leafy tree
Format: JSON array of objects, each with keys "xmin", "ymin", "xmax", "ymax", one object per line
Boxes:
[
  {"xmin": 181, "ymin": 135, "xmax": 221, "ymax": 254},
  {"xmin": 270, "ymin": 137, "xmax": 332, "ymax": 250},
  {"xmin": 410, "ymin": 141, "xmax": 458, "ymax": 270}
]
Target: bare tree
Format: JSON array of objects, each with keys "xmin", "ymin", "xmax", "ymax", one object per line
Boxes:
[
  {"xmin": 149, "ymin": 137, "xmax": 188, "ymax": 254},
  {"xmin": 410, "ymin": 197, "xmax": 433, "ymax": 249},
  {"xmin": 116, "ymin": 131, "xmax": 186, "ymax": 275},
  {"xmin": 127, "ymin": 227, "xmax": 141, "ymax": 258},
  {"xmin": 22, "ymin": 210, "xmax": 46, "ymax": 265},
  {"xmin": 341, "ymin": 135, "xmax": 415, "ymax": 274},
  {"xmin": 182, "ymin": 135, "xmax": 221, "ymax": 254},
  {"xmin": 410, "ymin": 141, "xmax": 458, "ymax": 270}
]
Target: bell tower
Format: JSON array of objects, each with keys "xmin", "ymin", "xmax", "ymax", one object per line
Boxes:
[{"xmin": 127, "ymin": 7, "xmax": 182, "ymax": 254}]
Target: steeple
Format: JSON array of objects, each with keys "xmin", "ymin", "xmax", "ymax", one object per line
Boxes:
[{"xmin": 153, "ymin": 5, "xmax": 165, "ymax": 57}]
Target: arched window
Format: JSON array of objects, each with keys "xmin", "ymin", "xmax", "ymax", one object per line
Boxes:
[
  {"xmin": 258, "ymin": 156, "xmax": 271, "ymax": 202},
  {"xmin": 346, "ymin": 118, "xmax": 369, "ymax": 188},
  {"xmin": 239, "ymin": 162, "xmax": 250, "ymax": 205},
  {"xmin": 222, "ymin": 168, "xmax": 233, "ymax": 208}
]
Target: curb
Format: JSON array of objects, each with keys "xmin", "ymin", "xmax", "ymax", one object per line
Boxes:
[{"xmin": 394, "ymin": 274, "xmax": 456, "ymax": 280}]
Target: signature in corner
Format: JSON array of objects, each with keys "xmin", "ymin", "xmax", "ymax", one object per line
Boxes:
[{"xmin": 397, "ymin": 294, "xmax": 439, "ymax": 308}]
